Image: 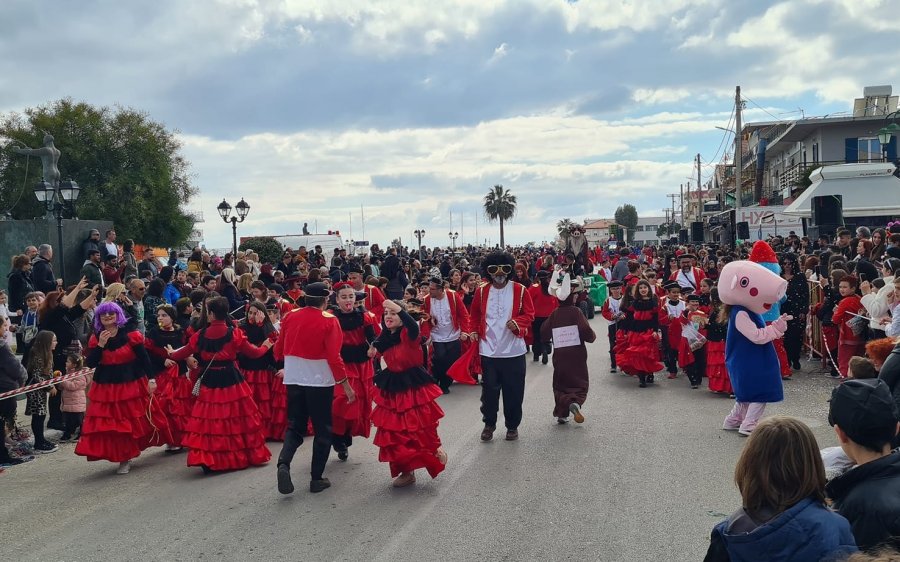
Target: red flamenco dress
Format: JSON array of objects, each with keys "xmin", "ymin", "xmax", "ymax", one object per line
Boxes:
[
  {"xmin": 705, "ymin": 312, "xmax": 732, "ymax": 394},
  {"xmin": 616, "ymin": 299, "xmax": 664, "ymax": 378},
  {"xmin": 75, "ymin": 331, "xmax": 173, "ymax": 463},
  {"xmin": 237, "ymin": 319, "xmax": 280, "ymax": 440},
  {"xmin": 170, "ymin": 321, "xmax": 271, "ymax": 472},
  {"xmin": 371, "ymin": 310, "xmax": 446, "ymax": 479},
  {"xmin": 145, "ymin": 325, "xmax": 194, "ymax": 446},
  {"xmin": 332, "ymin": 306, "xmax": 379, "ymax": 450}
]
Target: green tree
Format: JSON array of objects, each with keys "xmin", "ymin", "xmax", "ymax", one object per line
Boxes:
[
  {"xmin": 0, "ymin": 99, "xmax": 198, "ymax": 247},
  {"xmin": 556, "ymin": 218, "xmax": 575, "ymax": 245},
  {"xmin": 656, "ymin": 222, "xmax": 681, "ymax": 239},
  {"xmin": 238, "ymin": 236, "xmax": 284, "ymax": 266},
  {"xmin": 483, "ymin": 184, "xmax": 517, "ymax": 248},
  {"xmin": 614, "ymin": 204, "xmax": 639, "ymax": 243}
]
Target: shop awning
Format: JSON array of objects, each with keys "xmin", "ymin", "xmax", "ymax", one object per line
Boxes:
[{"xmin": 783, "ymin": 163, "xmax": 900, "ymax": 218}]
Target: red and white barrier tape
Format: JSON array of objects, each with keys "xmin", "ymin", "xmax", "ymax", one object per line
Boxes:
[{"xmin": 0, "ymin": 368, "xmax": 95, "ymax": 400}]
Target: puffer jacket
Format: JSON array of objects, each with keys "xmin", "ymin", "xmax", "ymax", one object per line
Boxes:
[
  {"xmin": 59, "ymin": 372, "xmax": 92, "ymax": 412},
  {"xmin": 827, "ymin": 451, "xmax": 900, "ymax": 552},
  {"xmin": 0, "ymin": 342, "xmax": 27, "ymax": 392}
]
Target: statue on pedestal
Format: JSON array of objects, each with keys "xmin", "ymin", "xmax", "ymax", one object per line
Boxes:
[{"xmin": 14, "ymin": 133, "xmax": 61, "ymax": 187}]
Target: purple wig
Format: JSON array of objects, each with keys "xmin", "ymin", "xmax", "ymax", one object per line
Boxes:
[{"xmin": 93, "ymin": 301, "xmax": 127, "ymax": 333}]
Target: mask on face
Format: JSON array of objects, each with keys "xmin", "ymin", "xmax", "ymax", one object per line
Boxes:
[{"xmin": 492, "ymin": 275, "xmax": 507, "ymax": 285}]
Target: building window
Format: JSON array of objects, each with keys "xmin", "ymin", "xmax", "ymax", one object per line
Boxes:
[
  {"xmin": 634, "ymin": 225, "xmax": 644, "ymax": 232},
  {"xmin": 858, "ymin": 138, "xmax": 882, "ymax": 163},
  {"xmin": 644, "ymin": 225, "xmax": 657, "ymax": 231},
  {"xmin": 812, "ymin": 143, "xmax": 819, "ymax": 163}
]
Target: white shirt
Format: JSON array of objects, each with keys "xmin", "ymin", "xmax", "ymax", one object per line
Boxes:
[
  {"xmin": 104, "ymin": 242, "xmax": 117, "ymax": 257},
  {"xmin": 665, "ymin": 299, "xmax": 685, "ymax": 319},
  {"xmin": 283, "ymin": 355, "xmax": 335, "ymax": 387},
  {"xmin": 676, "ymin": 269, "xmax": 697, "ymax": 290},
  {"xmin": 479, "ymin": 282, "xmax": 527, "ymax": 358},
  {"xmin": 430, "ymin": 295, "xmax": 460, "ymax": 343}
]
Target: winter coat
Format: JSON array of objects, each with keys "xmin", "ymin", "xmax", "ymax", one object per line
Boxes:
[
  {"xmin": 6, "ymin": 268, "xmax": 34, "ymax": 313},
  {"xmin": 827, "ymin": 451, "xmax": 900, "ymax": 552},
  {"xmin": 31, "ymin": 256, "xmax": 56, "ymax": 294},
  {"xmin": 0, "ymin": 342, "xmax": 27, "ymax": 392},
  {"xmin": 704, "ymin": 497, "xmax": 857, "ymax": 562},
  {"xmin": 60, "ymin": 372, "xmax": 92, "ymax": 413}
]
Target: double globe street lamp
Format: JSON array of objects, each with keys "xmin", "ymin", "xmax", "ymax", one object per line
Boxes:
[
  {"xmin": 877, "ymin": 110, "xmax": 900, "ymax": 163},
  {"xmin": 217, "ymin": 198, "xmax": 250, "ymax": 257},
  {"xmin": 33, "ymin": 179, "xmax": 80, "ymax": 283},
  {"xmin": 448, "ymin": 231, "xmax": 458, "ymax": 251},
  {"xmin": 414, "ymin": 229, "xmax": 425, "ymax": 262}
]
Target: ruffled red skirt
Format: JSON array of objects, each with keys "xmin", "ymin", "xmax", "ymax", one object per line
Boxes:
[
  {"xmin": 371, "ymin": 381, "xmax": 445, "ymax": 478},
  {"xmin": 240, "ymin": 367, "xmax": 275, "ymax": 429},
  {"xmin": 183, "ymin": 382, "xmax": 271, "ymax": 471},
  {"xmin": 75, "ymin": 377, "xmax": 173, "ymax": 463},
  {"xmin": 616, "ymin": 331, "xmax": 664, "ymax": 376},
  {"xmin": 154, "ymin": 364, "xmax": 196, "ymax": 447},
  {"xmin": 267, "ymin": 376, "xmax": 287, "ymax": 441},
  {"xmin": 705, "ymin": 340, "xmax": 732, "ymax": 393},
  {"xmin": 334, "ymin": 362, "xmax": 373, "ymax": 438}
]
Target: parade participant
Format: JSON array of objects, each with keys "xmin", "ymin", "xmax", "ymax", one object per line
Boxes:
[
  {"xmin": 669, "ymin": 254, "xmax": 705, "ymax": 295},
  {"xmin": 273, "ymin": 282, "xmax": 354, "ymax": 494},
  {"xmin": 238, "ymin": 302, "xmax": 279, "ymax": 439},
  {"xmin": 718, "ymin": 260, "xmax": 791, "ymax": 436},
  {"xmin": 423, "ymin": 276, "xmax": 471, "ymax": 394},
  {"xmin": 370, "ymin": 299, "xmax": 447, "ymax": 487},
  {"xmin": 677, "ymin": 294, "xmax": 708, "ymax": 390},
  {"xmin": 144, "ymin": 304, "xmax": 190, "ymax": 451},
  {"xmin": 349, "ymin": 264, "xmax": 385, "ymax": 319},
  {"xmin": 540, "ymin": 269, "xmax": 596, "ymax": 424},
  {"xmin": 25, "ymin": 330, "xmax": 60, "ymax": 453},
  {"xmin": 75, "ymin": 302, "xmax": 173, "ymax": 474},
  {"xmin": 748, "ymin": 242, "xmax": 792, "ymax": 380},
  {"xmin": 283, "ymin": 276, "xmax": 305, "ymax": 308},
  {"xmin": 705, "ymin": 288, "xmax": 732, "ymax": 395},
  {"xmin": 167, "ymin": 297, "xmax": 272, "ymax": 473},
  {"xmin": 527, "ymin": 271, "xmax": 558, "ymax": 365},
  {"xmin": 616, "ymin": 279, "xmax": 664, "ymax": 388},
  {"xmin": 329, "ymin": 282, "xmax": 378, "ymax": 460},
  {"xmin": 600, "ymin": 280, "xmax": 624, "ymax": 373},
  {"xmin": 470, "ymin": 251, "xmax": 535, "ymax": 442},
  {"xmin": 832, "ymin": 275, "xmax": 865, "ymax": 379},
  {"xmin": 659, "ymin": 282, "xmax": 684, "ymax": 380}
]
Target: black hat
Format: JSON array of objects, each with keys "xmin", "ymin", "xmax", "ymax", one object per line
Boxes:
[
  {"xmin": 304, "ymin": 282, "xmax": 331, "ymax": 297},
  {"xmin": 268, "ymin": 283, "xmax": 285, "ymax": 295},
  {"xmin": 607, "ymin": 280, "xmax": 623, "ymax": 288},
  {"xmin": 346, "ymin": 263, "xmax": 364, "ymax": 274},
  {"xmin": 887, "ymin": 247, "xmax": 900, "ymax": 260},
  {"xmin": 536, "ymin": 270, "xmax": 551, "ymax": 280},
  {"xmin": 686, "ymin": 294, "xmax": 701, "ymax": 302},
  {"xmin": 663, "ymin": 281, "xmax": 681, "ymax": 291},
  {"xmin": 829, "ymin": 379, "xmax": 899, "ymax": 447}
]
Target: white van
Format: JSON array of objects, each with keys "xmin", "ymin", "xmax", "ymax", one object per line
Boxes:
[{"xmin": 269, "ymin": 234, "xmax": 345, "ymax": 257}]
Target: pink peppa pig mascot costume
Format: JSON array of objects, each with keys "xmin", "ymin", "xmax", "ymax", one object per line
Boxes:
[{"xmin": 718, "ymin": 259, "xmax": 792, "ymax": 435}]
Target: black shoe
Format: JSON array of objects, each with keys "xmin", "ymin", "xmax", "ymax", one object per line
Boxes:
[
  {"xmin": 0, "ymin": 456, "xmax": 34, "ymax": 467},
  {"xmin": 542, "ymin": 354, "xmax": 548, "ymax": 365},
  {"xmin": 505, "ymin": 430, "xmax": 519, "ymax": 441},
  {"xmin": 647, "ymin": 374, "xmax": 655, "ymax": 384},
  {"xmin": 34, "ymin": 442, "xmax": 58, "ymax": 454},
  {"xmin": 200, "ymin": 464, "xmax": 213, "ymax": 475},
  {"xmin": 277, "ymin": 464, "xmax": 294, "ymax": 494},
  {"xmin": 533, "ymin": 354, "xmax": 540, "ymax": 362},
  {"xmin": 337, "ymin": 449, "xmax": 349, "ymax": 462},
  {"xmin": 638, "ymin": 374, "xmax": 647, "ymax": 388},
  {"xmin": 792, "ymin": 360, "xmax": 801, "ymax": 370},
  {"xmin": 441, "ymin": 386, "xmax": 451, "ymax": 395},
  {"xmin": 310, "ymin": 478, "xmax": 331, "ymax": 493},
  {"xmin": 59, "ymin": 434, "xmax": 72, "ymax": 443},
  {"xmin": 690, "ymin": 384, "xmax": 699, "ymax": 389},
  {"xmin": 480, "ymin": 425, "xmax": 495, "ymax": 442}
]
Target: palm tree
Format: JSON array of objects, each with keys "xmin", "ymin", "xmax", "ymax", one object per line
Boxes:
[
  {"xmin": 483, "ymin": 184, "xmax": 517, "ymax": 248},
  {"xmin": 556, "ymin": 218, "xmax": 576, "ymax": 246}
]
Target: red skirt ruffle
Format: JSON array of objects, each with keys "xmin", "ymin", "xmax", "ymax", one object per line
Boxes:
[
  {"xmin": 705, "ymin": 340, "xmax": 732, "ymax": 393},
  {"xmin": 241, "ymin": 367, "xmax": 275, "ymax": 428},
  {"xmin": 183, "ymin": 382, "xmax": 271, "ymax": 471},
  {"xmin": 371, "ymin": 382, "xmax": 445, "ymax": 478},
  {"xmin": 333, "ymin": 362, "xmax": 372, "ymax": 438},
  {"xmin": 75, "ymin": 378, "xmax": 173, "ymax": 463},
  {"xmin": 154, "ymin": 364, "xmax": 196, "ymax": 447},
  {"xmin": 616, "ymin": 331, "xmax": 664, "ymax": 376},
  {"xmin": 267, "ymin": 376, "xmax": 287, "ymax": 441}
]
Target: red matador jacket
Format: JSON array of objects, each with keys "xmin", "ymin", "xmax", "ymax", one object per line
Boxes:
[
  {"xmin": 363, "ymin": 284, "xmax": 386, "ymax": 319},
  {"xmin": 424, "ymin": 290, "xmax": 471, "ymax": 334},
  {"xmin": 469, "ymin": 281, "xmax": 535, "ymax": 340},
  {"xmin": 273, "ymin": 306, "xmax": 347, "ymax": 381}
]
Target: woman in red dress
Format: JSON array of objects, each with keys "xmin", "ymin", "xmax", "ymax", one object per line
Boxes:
[
  {"xmin": 144, "ymin": 304, "xmax": 192, "ymax": 450},
  {"xmin": 705, "ymin": 288, "xmax": 732, "ymax": 395},
  {"xmin": 238, "ymin": 302, "xmax": 279, "ymax": 439},
  {"xmin": 75, "ymin": 302, "xmax": 173, "ymax": 474},
  {"xmin": 331, "ymin": 282, "xmax": 379, "ymax": 460},
  {"xmin": 616, "ymin": 280, "xmax": 665, "ymax": 388},
  {"xmin": 370, "ymin": 299, "xmax": 447, "ymax": 487},
  {"xmin": 168, "ymin": 296, "xmax": 272, "ymax": 473}
]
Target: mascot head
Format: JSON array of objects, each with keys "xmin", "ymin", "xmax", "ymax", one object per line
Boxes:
[
  {"xmin": 718, "ymin": 260, "xmax": 787, "ymax": 315},
  {"xmin": 749, "ymin": 241, "xmax": 781, "ymax": 277},
  {"xmin": 482, "ymin": 251, "xmax": 516, "ymax": 285}
]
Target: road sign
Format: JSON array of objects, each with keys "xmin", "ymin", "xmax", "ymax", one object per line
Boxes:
[{"xmin": 353, "ymin": 240, "xmax": 369, "ymax": 246}]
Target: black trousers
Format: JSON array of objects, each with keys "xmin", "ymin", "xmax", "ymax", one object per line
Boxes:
[
  {"xmin": 784, "ymin": 318, "xmax": 805, "ymax": 364},
  {"xmin": 660, "ymin": 327, "xmax": 677, "ymax": 374},
  {"xmin": 432, "ymin": 340, "xmax": 461, "ymax": 390},
  {"xmin": 63, "ymin": 412, "xmax": 84, "ymax": 438},
  {"xmin": 278, "ymin": 385, "xmax": 334, "ymax": 480},
  {"xmin": 531, "ymin": 317, "xmax": 550, "ymax": 357},
  {"xmin": 0, "ymin": 398, "xmax": 15, "ymax": 462},
  {"xmin": 685, "ymin": 349, "xmax": 707, "ymax": 386},
  {"xmin": 480, "ymin": 354, "xmax": 527, "ymax": 430},
  {"xmin": 607, "ymin": 324, "xmax": 618, "ymax": 368}
]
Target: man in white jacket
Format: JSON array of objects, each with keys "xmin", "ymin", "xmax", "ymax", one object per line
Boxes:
[{"xmin": 861, "ymin": 259, "xmax": 900, "ymax": 335}]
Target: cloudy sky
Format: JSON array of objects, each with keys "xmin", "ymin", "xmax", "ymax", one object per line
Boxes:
[{"xmin": 1, "ymin": 0, "xmax": 897, "ymax": 250}]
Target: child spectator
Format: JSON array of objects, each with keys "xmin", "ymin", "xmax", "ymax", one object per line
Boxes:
[
  {"xmin": 705, "ymin": 416, "xmax": 857, "ymax": 561},
  {"xmin": 848, "ymin": 356, "xmax": 877, "ymax": 380},
  {"xmin": 25, "ymin": 330, "xmax": 59, "ymax": 453},
  {"xmin": 813, "ymin": 269, "xmax": 847, "ymax": 377},
  {"xmin": 833, "ymin": 275, "xmax": 865, "ymax": 379},
  {"xmin": 867, "ymin": 338, "xmax": 897, "ymax": 373},
  {"xmin": 59, "ymin": 354, "xmax": 91, "ymax": 442},
  {"xmin": 826, "ymin": 379, "xmax": 900, "ymax": 552}
]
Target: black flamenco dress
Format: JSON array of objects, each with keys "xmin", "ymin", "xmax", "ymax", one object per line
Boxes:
[
  {"xmin": 371, "ymin": 310, "xmax": 445, "ymax": 479},
  {"xmin": 145, "ymin": 326, "xmax": 194, "ymax": 447},
  {"xmin": 616, "ymin": 298, "xmax": 665, "ymax": 377},
  {"xmin": 237, "ymin": 320, "xmax": 280, "ymax": 440}
]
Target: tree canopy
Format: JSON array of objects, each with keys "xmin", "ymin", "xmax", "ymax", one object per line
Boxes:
[
  {"xmin": 614, "ymin": 204, "xmax": 639, "ymax": 243},
  {"xmin": 483, "ymin": 184, "xmax": 517, "ymax": 248},
  {"xmin": 0, "ymin": 99, "xmax": 198, "ymax": 247},
  {"xmin": 238, "ymin": 236, "xmax": 284, "ymax": 266}
]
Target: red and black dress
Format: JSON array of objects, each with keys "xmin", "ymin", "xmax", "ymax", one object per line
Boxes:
[
  {"xmin": 616, "ymin": 298, "xmax": 664, "ymax": 378},
  {"xmin": 705, "ymin": 310, "xmax": 732, "ymax": 394},
  {"xmin": 237, "ymin": 319, "xmax": 279, "ymax": 440},
  {"xmin": 332, "ymin": 306, "xmax": 380, "ymax": 451},
  {"xmin": 145, "ymin": 325, "xmax": 193, "ymax": 446},
  {"xmin": 371, "ymin": 310, "xmax": 445, "ymax": 479},
  {"xmin": 75, "ymin": 331, "xmax": 173, "ymax": 463},
  {"xmin": 170, "ymin": 320, "xmax": 272, "ymax": 472}
]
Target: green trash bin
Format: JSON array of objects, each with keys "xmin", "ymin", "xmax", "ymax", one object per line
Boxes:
[{"xmin": 588, "ymin": 275, "xmax": 607, "ymax": 311}]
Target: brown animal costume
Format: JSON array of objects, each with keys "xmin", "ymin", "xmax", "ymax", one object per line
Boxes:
[
  {"xmin": 540, "ymin": 269, "xmax": 597, "ymax": 423},
  {"xmin": 565, "ymin": 225, "xmax": 593, "ymax": 276}
]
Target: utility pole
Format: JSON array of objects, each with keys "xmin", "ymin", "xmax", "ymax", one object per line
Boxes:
[
  {"xmin": 679, "ymin": 183, "xmax": 685, "ymax": 225},
  {"xmin": 734, "ymin": 85, "xmax": 743, "ymax": 232},
  {"xmin": 696, "ymin": 153, "xmax": 702, "ymax": 220}
]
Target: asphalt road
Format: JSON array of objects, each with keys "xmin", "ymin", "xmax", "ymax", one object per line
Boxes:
[{"xmin": 1, "ymin": 316, "xmax": 843, "ymax": 562}]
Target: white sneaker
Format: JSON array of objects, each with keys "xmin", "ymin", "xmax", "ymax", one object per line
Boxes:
[
  {"xmin": 738, "ymin": 428, "xmax": 753, "ymax": 437},
  {"xmin": 116, "ymin": 460, "xmax": 133, "ymax": 474},
  {"xmin": 722, "ymin": 423, "xmax": 741, "ymax": 431}
]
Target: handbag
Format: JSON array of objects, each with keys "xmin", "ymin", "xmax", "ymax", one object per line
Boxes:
[{"xmin": 191, "ymin": 351, "xmax": 219, "ymax": 397}]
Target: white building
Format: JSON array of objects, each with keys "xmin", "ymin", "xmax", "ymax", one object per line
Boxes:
[{"xmin": 631, "ymin": 216, "xmax": 666, "ymax": 246}]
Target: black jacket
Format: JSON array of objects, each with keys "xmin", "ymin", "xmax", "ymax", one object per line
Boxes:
[
  {"xmin": 781, "ymin": 274, "xmax": 809, "ymax": 317},
  {"xmin": 31, "ymin": 256, "xmax": 56, "ymax": 293},
  {"xmin": 0, "ymin": 343, "xmax": 27, "ymax": 392},
  {"xmin": 879, "ymin": 343, "xmax": 900, "ymax": 447},
  {"xmin": 826, "ymin": 451, "xmax": 900, "ymax": 552},
  {"xmin": 6, "ymin": 268, "xmax": 34, "ymax": 312}
]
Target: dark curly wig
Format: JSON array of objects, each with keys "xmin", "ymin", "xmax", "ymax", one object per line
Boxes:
[{"xmin": 481, "ymin": 251, "xmax": 516, "ymax": 282}]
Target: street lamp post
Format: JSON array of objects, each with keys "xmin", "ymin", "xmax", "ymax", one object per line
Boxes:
[
  {"xmin": 448, "ymin": 231, "xmax": 458, "ymax": 251},
  {"xmin": 414, "ymin": 229, "xmax": 425, "ymax": 262},
  {"xmin": 34, "ymin": 179, "xmax": 80, "ymax": 284},
  {"xmin": 217, "ymin": 198, "xmax": 250, "ymax": 257},
  {"xmin": 877, "ymin": 111, "xmax": 900, "ymax": 163}
]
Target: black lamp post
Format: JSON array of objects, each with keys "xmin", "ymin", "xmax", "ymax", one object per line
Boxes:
[
  {"xmin": 34, "ymin": 179, "xmax": 80, "ymax": 283},
  {"xmin": 217, "ymin": 198, "xmax": 250, "ymax": 256},
  {"xmin": 448, "ymin": 231, "xmax": 458, "ymax": 251},
  {"xmin": 878, "ymin": 111, "xmax": 900, "ymax": 163},
  {"xmin": 414, "ymin": 229, "xmax": 425, "ymax": 262}
]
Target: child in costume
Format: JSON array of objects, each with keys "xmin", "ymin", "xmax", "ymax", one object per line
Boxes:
[
  {"xmin": 616, "ymin": 280, "xmax": 664, "ymax": 388},
  {"xmin": 705, "ymin": 288, "xmax": 732, "ymax": 395},
  {"xmin": 677, "ymin": 294, "xmax": 708, "ymax": 389},
  {"xmin": 659, "ymin": 282, "xmax": 684, "ymax": 380},
  {"xmin": 527, "ymin": 271, "xmax": 558, "ymax": 364},
  {"xmin": 600, "ymin": 281, "xmax": 625, "ymax": 373},
  {"xmin": 540, "ymin": 269, "xmax": 596, "ymax": 423},
  {"xmin": 718, "ymin": 260, "xmax": 791, "ymax": 436}
]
